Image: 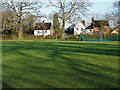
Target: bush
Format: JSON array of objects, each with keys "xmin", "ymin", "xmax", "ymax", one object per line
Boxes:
[
  {"xmin": 2, "ymin": 34, "xmax": 18, "ymax": 40},
  {"xmin": 2, "ymin": 34, "xmax": 120, "ymax": 41},
  {"xmin": 45, "ymin": 35, "xmax": 56, "ymax": 39},
  {"xmin": 68, "ymin": 35, "xmax": 78, "ymax": 40}
]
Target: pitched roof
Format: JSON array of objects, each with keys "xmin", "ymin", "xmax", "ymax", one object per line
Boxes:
[
  {"xmin": 81, "ymin": 21, "xmax": 85, "ymax": 25},
  {"xmin": 86, "ymin": 20, "xmax": 109, "ymax": 29},
  {"xmin": 34, "ymin": 23, "xmax": 52, "ymax": 30},
  {"xmin": 93, "ymin": 20, "xmax": 109, "ymax": 27},
  {"xmin": 115, "ymin": 24, "xmax": 120, "ymax": 29},
  {"xmin": 86, "ymin": 24, "xmax": 93, "ymax": 29}
]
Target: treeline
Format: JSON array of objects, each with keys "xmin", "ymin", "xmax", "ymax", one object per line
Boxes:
[
  {"xmin": 1, "ymin": 0, "xmax": 92, "ymax": 39},
  {"xmin": 1, "ymin": 0, "xmax": 119, "ymax": 40},
  {"xmin": 2, "ymin": 9, "xmax": 36, "ymax": 36}
]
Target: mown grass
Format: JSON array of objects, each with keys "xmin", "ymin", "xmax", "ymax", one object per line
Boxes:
[{"xmin": 2, "ymin": 40, "xmax": 119, "ymax": 88}]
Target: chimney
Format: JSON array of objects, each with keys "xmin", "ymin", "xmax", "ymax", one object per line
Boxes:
[
  {"xmin": 92, "ymin": 17, "xmax": 94, "ymax": 24},
  {"xmin": 83, "ymin": 21, "xmax": 85, "ymax": 26},
  {"xmin": 43, "ymin": 20, "xmax": 45, "ymax": 24}
]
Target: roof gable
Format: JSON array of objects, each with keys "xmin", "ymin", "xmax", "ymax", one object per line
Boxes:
[{"xmin": 77, "ymin": 20, "xmax": 85, "ymax": 26}]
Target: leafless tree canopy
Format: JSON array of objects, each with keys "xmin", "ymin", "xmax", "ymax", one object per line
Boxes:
[
  {"xmin": 105, "ymin": 1, "xmax": 119, "ymax": 27},
  {"xmin": 1, "ymin": 0, "xmax": 43, "ymax": 39},
  {"xmin": 48, "ymin": 0, "xmax": 92, "ymax": 23},
  {"xmin": 47, "ymin": 0, "xmax": 92, "ymax": 38}
]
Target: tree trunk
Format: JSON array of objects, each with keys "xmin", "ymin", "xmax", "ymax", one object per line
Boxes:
[
  {"xmin": 61, "ymin": 19, "xmax": 65, "ymax": 39},
  {"xmin": 18, "ymin": 2, "xmax": 23, "ymax": 39},
  {"xmin": 61, "ymin": 1, "xmax": 65, "ymax": 39},
  {"xmin": 101, "ymin": 32, "xmax": 103, "ymax": 41},
  {"xmin": 18, "ymin": 22, "xmax": 23, "ymax": 39},
  {"xmin": 55, "ymin": 34, "xmax": 57, "ymax": 40}
]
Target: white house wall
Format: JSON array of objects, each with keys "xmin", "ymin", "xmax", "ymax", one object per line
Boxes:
[
  {"xmin": 85, "ymin": 29, "xmax": 94, "ymax": 35},
  {"xmin": 74, "ymin": 21, "xmax": 85, "ymax": 35},
  {"xmin": 34, "ymin": 30, "xmax": 50, "ymax": 36}
]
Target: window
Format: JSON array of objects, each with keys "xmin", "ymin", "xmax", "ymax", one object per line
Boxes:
[
  {"xmin": 95, "ymin": 28, "xmax": 97, "ymax": 31},
  {"xmin": 45, "ymin": 30, "xmax": 47, "ymax": 33},
  {"xmin": 38, "ymin": 31, "xmax": 41, "ymax": 34}
]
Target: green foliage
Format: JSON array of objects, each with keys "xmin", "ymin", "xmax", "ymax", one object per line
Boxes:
[
  {"xmin": 45, "ymin": 35, "xmax": 56, "ymax": 39},
  {"xmin": 68, "ymin": 35, "xmax": 78, "ymax": 39},
  {"xmin": 45, "ymin": 35, "xmax": 62, "ymax": 39},
  {"xmin": 2, "ymin": 34, "xmax": 120, "ymax": 41},
  {"xmin": 23, "ymin": 15, "xmax": 36, "ymax": 35},
  {"xmin": 53, "ymin": 13, "xmax": 61, "ymax": 35}
]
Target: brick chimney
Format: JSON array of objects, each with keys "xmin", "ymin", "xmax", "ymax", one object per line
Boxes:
[
  {"xmin": 92, "ymin": 17, "xmax": 94, "ymax": 24},
  {"xmin": 82, "ymin": 21, "xmax": 85, "ymax": 26},
  {"xmin": 43, "ymin": 20, "xmax": 45, "ymax": 24}
]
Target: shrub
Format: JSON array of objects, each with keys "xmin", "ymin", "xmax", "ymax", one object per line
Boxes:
[{"xmin": 68, "ymin": 35, "xmax": 78, "ymax": 40}]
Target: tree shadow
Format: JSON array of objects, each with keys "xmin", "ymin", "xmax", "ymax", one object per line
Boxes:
[{"xmin": 2, "ymin": 41, "xmax": 118, "ymax": 88}]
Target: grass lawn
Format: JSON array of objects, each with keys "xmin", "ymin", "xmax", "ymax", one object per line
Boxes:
[{"xmin": 2, "ymin": 40, "xmax": 119, "ymax": 88}]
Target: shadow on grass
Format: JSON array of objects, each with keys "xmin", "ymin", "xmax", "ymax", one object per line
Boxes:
[{"xmin": 2, "ymin": 41, "xmax": 118, "ymax": 88}]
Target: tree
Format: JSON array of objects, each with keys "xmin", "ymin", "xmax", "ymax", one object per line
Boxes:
[
  {"xmin": 23, "ymin": 15, "xmax": 36, "ymax": 35},
  {"xmin": 105, "ymin": 1, "xmax": 119, "ymax": 27},
  {"xmin": 48, "ymin": 0, "xmax": 92, "ymax": 39},
  {"xmin": 98, "ymin": 21, "xmax": 109, "ymax": 41},
  {"xmin": 2, "ymin": 0, "xmax": 43, "ymax": 39},
  {"xmin": 2, "ymin": 8, "xmax": 16, "ymax": 34},
  {"xmin": 53, "ymin": 13, "xmax": 60, "ymax": 38}
]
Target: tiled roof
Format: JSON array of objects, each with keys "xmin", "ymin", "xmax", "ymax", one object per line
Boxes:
[
  {"xmin": 86, "ymin": 24, "xmax": 94, "ymax": 29},
  {"xmin": 93, "ymin": 20, "xmax": 109, "ymax": 27},
  {"xmin": 86, "ymin": 20, "xmax": 109, "ymax": 29},
  {"xmin": 34, "ymin": 23, "xmax": 52, "ymax": 30}
]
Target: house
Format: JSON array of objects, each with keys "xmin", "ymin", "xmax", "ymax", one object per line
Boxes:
[
  {"xmin": 85, "ymin": 17, "xmax": 110, "ymax": 35},
  {"xmin": 85, "ymin": 24, "xmax": 94, "ymax": 35},
  {"xmin": 67, "ymin": 20, "xmax": 85, "ymax": 35},
  {"xmin": 111, "ymin": 25, "xmax": 120, "ymax": 35},
  {"xmin": 34, "ymin": 20, "xmax": 54, "ymax": 37}
]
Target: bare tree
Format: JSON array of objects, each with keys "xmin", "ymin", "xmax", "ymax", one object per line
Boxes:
[
  {"xmin": 2, "ymin": 0, "xmax": 43, "ymax": 39},
  {"xmin": 47, "ymin": 0, "xmax": 92, "ymax": 39},
  {"xmin": 2, "ymin": 8, "xmax": 17, "ymax": 34},
  {"xmin": 105, "ymin": 1, "xmax": 119, "ymax": 28},
  {"xmin": 23, "ymin": 14, "xmax": 37, "ymax": 34}
]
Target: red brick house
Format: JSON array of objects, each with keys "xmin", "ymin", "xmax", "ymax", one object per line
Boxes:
[{"xmin": 86, "ymin": 17, "xmax": 110, "ymax": 35}]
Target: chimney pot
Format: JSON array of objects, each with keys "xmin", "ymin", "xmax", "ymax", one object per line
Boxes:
[{"xmin": 43, "ymin": 20, "xmax": 45, "ymax": 24}]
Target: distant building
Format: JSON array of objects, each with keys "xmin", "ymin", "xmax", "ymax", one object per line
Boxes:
[
  {"xmin": 85, "ymin": 23, "xmax": 94, "ymax": 35},
  {"xmin": 34, "ymin": 20, "xmax": 54, "ymax": 37},
  {"xmin": 111, "ymin": 25, "xmax": 120, "ymax": 35},
  {"xmin": 85, "ymin": 17, "xmax": 110, "ymax": 35},
  {"xmin": 67, "ymin": 20, "xmax": 85, "ymax": 35}
]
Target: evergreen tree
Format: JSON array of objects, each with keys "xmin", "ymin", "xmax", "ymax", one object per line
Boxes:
[{"xmin": 53, "ymin": 13, "xmax": 60, "ymax": 36}]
